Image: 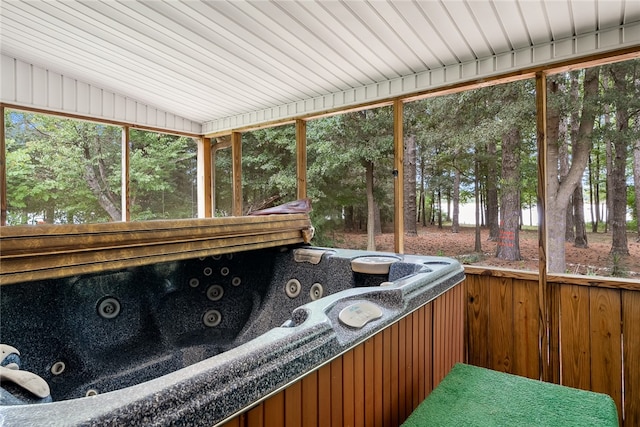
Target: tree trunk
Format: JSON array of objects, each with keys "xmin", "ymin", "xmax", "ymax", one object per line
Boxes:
[
  {"xmin": 420, "ymin": 161, "xmax": 427, "ymax": 226},
  {"xmin": 452, "ymin": 168, "xmax": 460, "ymax": 233},
  {"xmin": 486, "ymin": 140, "xmax": 499, "ymax": 240},
  {"xmin": 365, "ymin": 160, "xmax": 376, "ymax": 251},
  {"xmin": 437, "ymin": 190, "xmax": 442, "ymax": 229},
  {"xmin": 404, "ymin": 134, "xmax": 417, "ymax": 236},
  {"xmin": 474, "ymin": 157, "xmax": 482, "ymax": 252},
  {"xmin": 344, "ymin": 205, "xmax": 354, "ymax": 231},
  {"xmin": 604, "ymin": 80, "xmax": 612, "ymax": 234},
  {"xmin": 558, "ymin": 108, "xmax": 575, "ymax": 243},
  {"xmin": 588, "ymin": 152, "xmax": 600, "ymax": 232},
  {"xmin": 547, "ymin": 68, "xmax": 599, "ymax": 273},
  {"xmin": 496, "ymin": 127, "xmax": 521, "ymax": 261},
  {"xmin": 609, "ymin": 65, "xmax": 630, "ymax": 256},
  {"xmin": 569, "ymin": 73, "xmax": 587, "ymax": 248},
  {"xmin": 573, "ymin": 184, "xmax": 588, "ymax": 248},
  {"xmin": 634, "ymin": 136, "xmax": 640, "ymax": 242}
]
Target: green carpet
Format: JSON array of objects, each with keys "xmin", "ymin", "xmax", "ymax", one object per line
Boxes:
[{"xmin": 402, "ymin": 363, "xmax": 618, "ymax": 427}]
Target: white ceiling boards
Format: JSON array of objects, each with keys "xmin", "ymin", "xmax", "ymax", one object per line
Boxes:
[{"xmin": 1, "ymin": 0, "xmax": 640, "ymax": 134}]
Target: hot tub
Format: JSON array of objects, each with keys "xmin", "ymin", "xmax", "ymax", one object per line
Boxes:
[{"xmin": 0, "ymin": 244, "xmax": 464, "ymax": 426}]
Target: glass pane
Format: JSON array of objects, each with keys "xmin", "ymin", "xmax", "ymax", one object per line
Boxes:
[
  {"xmin": 129, "ymin": 130, "xmax": 197, "ymax": 220},
  {"xmin": 4, "ymin": 109, "xmax": 121, "ymax": 224},
  {"xmin": 401, "ymin": 80, "xmax": 538, "ymax": 272},
  {"xmin": 242, "ymin": 124, "xmax": 297, "ymax": 214},
  {"xmin": 307, "ymin": 106, "xmax": 395, "ymax": 248},
  {"xmin": 546, "ymin": 59, "xmax": 640, "ymax": 278}
]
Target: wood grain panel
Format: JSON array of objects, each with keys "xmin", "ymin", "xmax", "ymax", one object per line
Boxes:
[
  {"xmin": 548, "ymin": 282, "xmax": 562, "ymax": 384},
  {"xmin": 433, "ymin": 283, "xmax": 465, "ymax": 386},
  {"xmin": 389, "ymin": 322, "xmax": 400, "ymax": 427},
  {"xmin": 330, "ymin": 356, "xmax": 344, "ymax": 427},
  {"xmin": 353, "ymin": 344, "xmax": 365, "ymax": 427},
  {"xmin": 488, "ymin": 277, "xmax": 514, "ymax": 373},
  {"xmin": 423, "ymin": 303, "xmax": 433, "ymax": 398},
  {"xmin": 622, "ymin": 290, "xmax": 640, "ymax": 427},
  {"xmin": 466, "ymin": 275, "xmax": 490, "ymax": 368},
  {"xmin": 381, "ymin": 326, "xmax": 392, "ymax": 427},
  {"xmin": 301, "ymin": 371, "xmax": 318, "ymax": 427},
  {"xmin": 559, "ymin": 284, "xmax": 591, "ymax": 390},
  {"xmin": 373, "ymin": 333, "xmax": 384, "ymax": 427},
  {"xmin": 284, "ymin": 380, "xmax": 302, "ymax": 426},
  {"xmin": 398, "ymin": 315, "xmax": 407, "ymax": 422},
  {"xmin": 246, "ymin": 402, "xmax": 264, "ymax": 426},
  {"xmin": 263, "ymin": 390, "xmax": 284, "ymax": 426},
  {"xmin": 411, "ymin": 311, "xmax": 420, "ymax": 411},
  {"xmin": 342, "ymin": 350, "xmax": 355, "ymax": 427},
  {"xmin": 417, "ymin": 304, "xmax": 426, "ymax": 401},
  {"xmin": 363, "ymin": 338, "xmax": 375, "ymax": 427},
  {"xmin": 318, "ymin": 363, "xmax": 332, "ymax": 427},
  {"xmin": 512, "ymin": 279, "xmax": 540, "ymax": 379},
  {"xmin": 589, "ymin": 287, "xmax": 622, "ymax": 424}
]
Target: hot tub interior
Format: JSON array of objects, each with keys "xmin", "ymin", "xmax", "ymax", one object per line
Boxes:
[{"xmin": 0, "ymin": 245, "xmax": 430, "ymax": 405}]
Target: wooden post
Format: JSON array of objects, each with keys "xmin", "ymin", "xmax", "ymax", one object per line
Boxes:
[
  {"xmin": 231, "ymin": 132, "xmax": 243, "ymax": 216},
  {"xmin": 121, "ymin": 126, "xmax": 130, "ymax": 222},
  {"xmin": 197, "ymin": 137, "xmax": 213, "ymax": 218},
  {"xmin": 394, "ymin": 99, "xmax": 404, "ymax": 254},
  {"xmin": 296, "ymin": 119, "xmax": 307, "ymax": 200},
  {"xmin": 535, "ymin": 71, "xmax": 549, "ymax": 382},
  {"xmin": 0, "ymin": 105, "xmax": 6, "ymax": 226}
]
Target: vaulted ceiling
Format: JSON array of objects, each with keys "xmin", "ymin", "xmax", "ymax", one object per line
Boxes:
[{"xmin": 2, "ymin": 0, "xmax": 640, "ymax": 134}]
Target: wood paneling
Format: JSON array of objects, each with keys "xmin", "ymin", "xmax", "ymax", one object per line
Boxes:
[
  {"xmin": 465, "ymin": 271, "xmax": 640, "ymax": 427},
  {"xmin": 512, "ymin": 279, "xmax": 539, "ymax": 379},
  {"xmin": 220, "ymin": 284, "xmax": 464, "ymax": 427},
  {"xmin": 589, "ymin": 288, "xmax": 622, "ymax": 423},
  {"xmin": 623, "ymin": 290, "xmax": 640, "ymax": 426},
  {"xmin": 559, "ymin": 284, "xmax": 591, "ymax": 390}
]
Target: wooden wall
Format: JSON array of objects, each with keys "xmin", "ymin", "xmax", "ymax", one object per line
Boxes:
[
  {"xmin": 220, "ymin": 283, "xmax": 465, "ymax": 427},
  {"xmin": 465, "ymin": 268, "xmax": 640, "ymax": 427}
]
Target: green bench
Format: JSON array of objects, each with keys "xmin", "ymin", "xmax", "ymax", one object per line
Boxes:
[{"xmin": 403, "ymin": 363, "xmax": 618, "ymax": 427}]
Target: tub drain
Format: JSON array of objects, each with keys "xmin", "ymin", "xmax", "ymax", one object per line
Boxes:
[
  {"xmin": 310, "ymin": 283, "xmax": 324, "ymax": 300},
  {"xmin": 97, "ymin": 297, "xmax": 121, "ymax": 319},
  {"xmin": 203, "ymin": 309, "xmax": 222, "ymax": 327},
  {"xmin": 285, "ymin": 279, "xmax": 301, "ymax": 298}
]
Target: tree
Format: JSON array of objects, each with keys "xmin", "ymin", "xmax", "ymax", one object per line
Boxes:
[
  {"xmin": 606, "ymin": 62, "xmax": 636, "ymax": 256},
  {"xmin": 129, "ymin": 130, "xmax": 197, "ymax": 220},
  {"xmin": 5, "ymin": 111, "xmax": 121, "ymax": 224},
  {"xmin": 496, "ymin": 126, "xmax": 522, "ymax": 260},
  {"xmin": 546, "ymin": 68, "xmax": 599, "ymax": 273},
  {"xmin": 404, "ymin": 134, "xmax": 418, "ymax": 236},
  {"xmin": 4, "ymin": 110, "xmax": 197, "ymax": 224},
  {"xmin": 634, "ymin": 133, "xmax": 640, "ymax": 242}
]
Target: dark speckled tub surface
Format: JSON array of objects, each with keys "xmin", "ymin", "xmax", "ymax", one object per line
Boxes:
[{"xmin": 0, "ymin": 244, "xmax": 464, "ymax": 426}]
